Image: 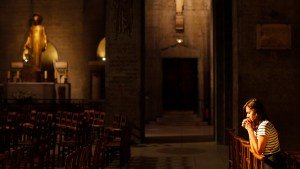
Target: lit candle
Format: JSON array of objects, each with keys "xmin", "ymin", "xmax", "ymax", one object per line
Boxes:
[
  {"xmin": 54, "ymin": 70, "xmax": 57, "ymax": 79},
  {"xmin": 44, "ymin": 70, "xmax": 47, "ymax": 79},
  {"xmin": 16, "ymin": 71, "xmax": 19, "ymax": 79},
  {"xmin": 65, "ymin": 70, "xmax": 68, "ymax": 78},
  {"xmin": 7, "ymin": 71, "xmax": 10, "ymax": 79}
]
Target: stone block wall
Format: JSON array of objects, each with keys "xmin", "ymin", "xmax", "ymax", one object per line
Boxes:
[{"xmin": 233, "ymin": 0, "xmax": 300, "ymax": 150}]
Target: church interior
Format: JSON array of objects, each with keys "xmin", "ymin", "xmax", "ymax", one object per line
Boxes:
[{"xmin": 1, "ymin": 0, "xmax": 300, "ymax": 168}]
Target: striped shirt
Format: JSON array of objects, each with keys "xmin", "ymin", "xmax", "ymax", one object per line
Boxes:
[{"xmin": 255, "ymin": 120, "xmax": 280, "ymax": 155}]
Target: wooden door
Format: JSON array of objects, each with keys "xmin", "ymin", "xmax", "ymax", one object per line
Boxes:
[{"xmin": 162, "ymin": 58, "xmax": 198, "ymax": 111}]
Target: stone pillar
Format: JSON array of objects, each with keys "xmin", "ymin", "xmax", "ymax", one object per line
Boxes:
[
  {"xmin": 91, "ymin": 74, "xmax": 100, "ymax": 100},
  {"xmin": 105, "ymin": 0, "xmax": 143, "ymax": 143}
]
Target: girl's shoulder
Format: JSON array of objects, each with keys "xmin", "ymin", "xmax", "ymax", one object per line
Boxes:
[
  {"xmin": 260, "ymin": 120, "xmax": 275, "ymax": 128},
  {"xmin": 259, "ymin": 120, "xmax": 271, "ymax": 127}
]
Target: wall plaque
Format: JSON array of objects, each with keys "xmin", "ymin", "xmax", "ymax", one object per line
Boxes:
[{"xmin": 256, "ymin": 24, "xmax": 291, "ymax": 50}]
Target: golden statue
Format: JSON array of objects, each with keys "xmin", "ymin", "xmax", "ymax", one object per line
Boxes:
[{"xmin": 23, "ymin": 14, "xmax": 47, "ymax": 72}]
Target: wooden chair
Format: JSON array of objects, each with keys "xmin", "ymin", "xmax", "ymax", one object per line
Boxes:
[
  {"xmin": 64, "ymin": 151, "xmax": 76, "ymax": 169},
  {"xmin": 112, "ymin": 113, "xmax": 121, "ymax": 128},
  {"xmin": 6, "ymin": 113, "xmax": 21, "ymax": 151},
  {"xmin": 105, "ymin": 113, "xmax": 127, "ymax": 141},
  {"xmin": 6, "ymin": 112, "xmax": 18, "ymax": 127},
  {"xmin": 34, "ymin": 111, "xmax": 43, "ymax": 125},
  {"xmin": 9, "ymin": 147, "xmax": 24, "ymax": 169},
  {"xmin": 119, "ymin": 113, "xmax": 127, "ymax": 129},
  {"xmin": 104, "ymin": 122, "xmax": 131, "ymax": 169},
  {"xmin": 56, "ymin": 111, "xmax": 69, "ymax": 130},
  {"xmin": 39, "ymin": 112, "xmax": 48, "ymax": 125},
  {"xmin": 1, "ymin": 124, "xmax": 18, "ymax": 153},
  {"xmin": 22, "ymin": 135, "xmax": 49, "ymax": 168},
  {"xmin": 44, "ymin": 113, "xmax": 57, "ymax": 169},
  {"xmin": 21, "ymin": 110, "xmax": 37, "ymax": 146},
  {"xmin": 86, "ymin": 110, "xmax": 95, "ymax": 123},
  {"xmin": 64, "ymin": 144, "xmax": 92, "ymax": 169},
  {"xmin": 56, "ymin": 111, "xmax": 72, "ymax": 166},
  {"xmin": 19, "ymin": 111, "xmax": 45, "ymax": 148},
  {"xmin": 77, "ymin": 144, "xmax": 91, "ymax": 169},
  {"xmin": 90, "ymin": 138, "xmax": 105, "ymax": 169},
  {"xmin": 64, "ymin": 148, "xmax": 81, "ymax": 169},
  {"xmin": 0, "ymin": 151, "xmax": 10, "ymax": 169},
  {"xmin": 22, "ymin": 110, "xmax": 37, "ymax": 129},
  {"xmin": 91, "ymin": 111, "xmax": 105, "ymax": 140},
  {"xmin": 18, "ymin": 143, "xmax": 46, "ymax": 169},
  {"xmin": 57, "ymin": 112, "xmax": 89, "ymax": 167},
  {"xmin": 69, "ymin": 112, "xmax": 80, "ymax": 130},
  {"xmin": 64, "ymin": 112, "xmax": 73, "ymax": 129},
  {"xmin": 57, "ymin": 131, "xmax": 77, "ymax": 166}
]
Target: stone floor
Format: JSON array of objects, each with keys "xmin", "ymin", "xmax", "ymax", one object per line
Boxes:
[
  {"xmin": 105, "ymin": 122, "xmax": 228, "ymax": 169},
  {"xmin": 59, "ymin": 111, "xmax": 228, "ymax": 169},
  {"xmin": 106, "ymin": 142, "xmax": 228, "ymax": 169}
]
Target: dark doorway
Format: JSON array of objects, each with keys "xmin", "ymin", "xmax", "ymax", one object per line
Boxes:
[{"xmin": 162, "ymin": 58, "xmax": 198, "ymax": 111}]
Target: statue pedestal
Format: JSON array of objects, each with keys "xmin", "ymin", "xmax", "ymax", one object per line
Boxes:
[
  {"xmin": 55, "ymin": 83, "xmax": 71, "ymax": 100},
  {"xmin": 21, "ymin": 65, "xmax": 41, "ymax": 82}
]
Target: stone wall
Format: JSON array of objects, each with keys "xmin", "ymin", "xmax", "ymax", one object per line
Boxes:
[
  {"xmin": 233, "ymin": 0, "xmax": 300, "ymax": 150},
  {"xmin": 144, "ymin": 0, "xmax": 212, "ymax": 122}
]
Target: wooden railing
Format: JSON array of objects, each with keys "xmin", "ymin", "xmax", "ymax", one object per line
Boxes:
[
  {"xmin": 227, "ymin": 129, "xmax": 300, "ymax": 169},
  {"xmin": 227, "ymin": 129, "xmax": 265, "ymax": 169},
  {"xmin": 284, "ymin": 151, "xmax": 300, "ymax": 169}
]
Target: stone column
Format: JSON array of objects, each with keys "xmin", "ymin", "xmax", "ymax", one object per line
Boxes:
[
  {"xmin": 91, "ymin": 74, "xmax": 100, "ymax": 100},
  {"xmin": 105, "ymin": 0, "xmax": 143, "ymax": 143}
]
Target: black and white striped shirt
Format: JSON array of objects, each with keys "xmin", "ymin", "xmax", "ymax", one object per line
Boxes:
[{"xmin": 255, "ymin": 120, "xmax": 280, "ymax": 155}]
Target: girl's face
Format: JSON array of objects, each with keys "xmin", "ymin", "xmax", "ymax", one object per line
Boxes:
[{"xmin": 245, "ymin": 106, "xmax": 257, "ymax": 121}]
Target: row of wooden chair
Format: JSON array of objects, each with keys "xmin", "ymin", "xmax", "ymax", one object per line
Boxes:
[
  {"xmin": 55, "ymin": 110, "xmax": 105, "ymax": 142},
  {"xmin": 0, "ymin": 140, "xmax": 51, "ymax": 169},
  {"xmin": 63, "ymin": 112, "xmax": 131, "ymax": 169},
  {"xmin": 1, "ymin": 147, "xmax": 25, "ymax": 169},
  {"xmin": 56, "ymin": 111, "xmax": 92, "ymax": 167},
  {"xmin": 85, "ymin": 110, "xmax": 106, "ymax": 140},
  {"xmin": 227, "ymin": 129, "xmax": 265, "ymax": 169},
  {"xmin": 64, "ymin": 137, "xmax": 108, "ymax": 169},
  {"xmin": 56, "ymin": 110, "xmax": 131, "ymax": 169},
  {"xmin": 1, "ymin": 109, "xmax": 131, "ymax": 169},
  {"xmin": 1, "ymin": 110, "xmax": 56, "ymax": 169}
]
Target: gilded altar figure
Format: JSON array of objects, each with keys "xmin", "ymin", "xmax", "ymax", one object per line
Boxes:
[{"xmin": 23, "ymin": 14, "xmax": 47, "ymax": 71}]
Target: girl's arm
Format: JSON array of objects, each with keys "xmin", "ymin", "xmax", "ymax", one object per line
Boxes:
[{"xmin": 246, "ymin": 124, "xmax": 268, "ymax": 155}]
